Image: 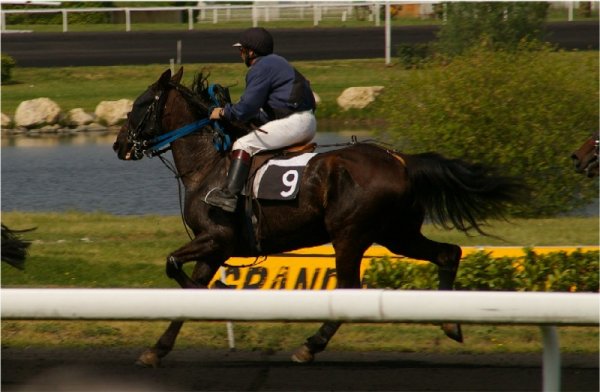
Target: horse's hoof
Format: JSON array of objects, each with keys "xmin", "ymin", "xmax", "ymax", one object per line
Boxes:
[
  {"xmin": 441, "ymin": 322, "xmax": 463, "ymax": 343},
  {"xmin": 291, "ymin": 345, "xmax": 314, "ymax": 363},
  {"xmin": 165, "ymin": 256, "xmax": 180, "ymax": 279},
  {"xmin": 135, "ymin": 349, "xmax": 161, "ymax": 368}
]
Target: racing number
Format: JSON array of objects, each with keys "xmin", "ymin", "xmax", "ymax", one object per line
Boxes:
[{"xmin": 280, "ymin": 169, "xmax": 299, "ymax": 197}]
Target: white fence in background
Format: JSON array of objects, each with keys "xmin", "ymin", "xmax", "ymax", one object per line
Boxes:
[
  {"xmin": 0, "ymin": 2, "xmax": 419, "ymax": 33},
  {"xmin": 2, "ymin": 289, "xmax": 598, "ymax": 392}
]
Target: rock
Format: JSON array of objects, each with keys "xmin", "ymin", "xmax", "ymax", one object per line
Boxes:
[
  {"xmin": 38, "ymin": 124, "xmax": 61, "ymax": 133},
  {"xmin": 313, "ymin": 92, "xmax": 321, "ymax": 105},
  {"xmin": 14, "ymin": 98, "xmax": 62, "ymax": 128},
  {"xmin": 67, "ymin": 108, "xmax": 95, "ymax": 126},
  {"xmin": 1, "ymin": 112, "xmax": 11, "ymax": 129},
  {"xmin": 94, "ymin": 99, "xmax": 133, "ymax": 126},
  {"xmin": 336, "ymin": 86, "xmax": 385, "ymax": 110}
]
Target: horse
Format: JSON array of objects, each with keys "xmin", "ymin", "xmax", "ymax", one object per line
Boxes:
[
  {"xmin": 113, "ymin": 68, "xmax": 523, "ymax": 367},
  {"xmin": 571, "ymin": 131, "xmax": 599, "ymax": 178}
]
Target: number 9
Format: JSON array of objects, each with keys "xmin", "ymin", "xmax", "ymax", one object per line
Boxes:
[{"xmin": 280, "ymin": 170, "xmax": 299, "ymax": 197}]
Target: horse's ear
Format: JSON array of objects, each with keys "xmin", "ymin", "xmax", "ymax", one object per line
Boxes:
[
  {"xmin": 158, "ymin": 69, "xmax": 172, "ymax": 87},
  {"xmin": 172, "ymin": 67, "xmax": 184, "ymax": 84}
]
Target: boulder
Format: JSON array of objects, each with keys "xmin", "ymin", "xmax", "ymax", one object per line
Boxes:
[
  {"xmin": 67, "ymin": 108, "xmax": 95, "ymax": 126},
  {"xmin": 1, "ymin": 112, "xmax": 11, "ymax": 129},
  {"xmin": 14, "ymin": 98, "xmax": 62, "ymax": 128},
  {"xmin": 336, "ymin": 86, "xmax": 385, "ymax": 110},
  {"xmin": 313, "ymin": 92, "xmax": 321, "ymax": 105},
  {"xmin": 94, "ymin": 99, "xmax": 133, "ymax": 126}
]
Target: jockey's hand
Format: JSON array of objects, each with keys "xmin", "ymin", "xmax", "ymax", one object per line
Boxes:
[{"xmin": 210, "ymin": 107, "xmax": 224, "ymax": 121}]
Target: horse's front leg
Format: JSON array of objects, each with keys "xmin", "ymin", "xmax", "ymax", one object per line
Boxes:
[
  {"xmin": 137, "ymin": 236, "xmax": 224, "ymax": 368},
  {"xmin": 292, "ymin": 240, "xmax": 365, "ymax": 363}
]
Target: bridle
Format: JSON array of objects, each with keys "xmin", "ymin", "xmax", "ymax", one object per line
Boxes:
[
  {"xmin": 127, "ymin": 89, "xmax": 166, "ymax": 160},
  {"xmin": 126, "ymin": 82, "xmax": 231, "ymax": 160}
]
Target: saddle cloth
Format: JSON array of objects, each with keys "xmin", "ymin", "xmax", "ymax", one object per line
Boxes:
[{"xmin": 251, "ymin": 153, "xmax": 317, "ymax": 200}]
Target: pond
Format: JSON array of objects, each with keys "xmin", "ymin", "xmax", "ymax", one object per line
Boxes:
[{"xmin": 1, "ymin": 131, "xmax": 369, "ymax": 215}]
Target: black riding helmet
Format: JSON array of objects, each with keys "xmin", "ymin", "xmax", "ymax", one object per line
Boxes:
[{"xmin": 233, "ymin": 27, "xmax": 274, "ymax": 56}]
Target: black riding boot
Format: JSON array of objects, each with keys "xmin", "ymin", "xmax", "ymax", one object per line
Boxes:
[{"xmin": 205, "ymin": 150, "xmax": 251, "ymax": 212}]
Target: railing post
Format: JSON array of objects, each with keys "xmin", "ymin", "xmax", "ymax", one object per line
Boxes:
[
  {"xmin": 213, "ymin": 7, "xmax": 218, "ymax": 24},
  {"xmin": 62, "ymin": 9, "xmax": 67, "ymax": 32},
  {"xmin": 385, "ymin": 1, "xmax": 391, "ymax": 65},
  {"xmin": 252, "ymin": 5, "xmax": 257, "ymax": 27},
  {"xmin": 125, "ymin": 8, "xmax": 130, "ymax": 32},
  {"xmin": 541, "ymin": 326, "xmax": 561, "ymax": 392},
  {"xmin": 1, "ymin": 11, "xmax": 5, "ymax": 32},
  {"xmin": 188, "ymin": 8, "xmax": 193, "ymax": 30}
]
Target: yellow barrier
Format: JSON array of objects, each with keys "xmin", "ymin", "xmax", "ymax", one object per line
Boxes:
[{"xmin": 213, "ymin": 245, "xmax": 599, "ymax": 290}]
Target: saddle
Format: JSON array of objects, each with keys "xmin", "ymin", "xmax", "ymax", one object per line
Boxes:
[
  {"xmin": 248, "ymin": 142, "xmax": 318, "ymax": 180},
  {"xmin": 242, "ymin": 142, "xmax": 318, "ymax": 254}
]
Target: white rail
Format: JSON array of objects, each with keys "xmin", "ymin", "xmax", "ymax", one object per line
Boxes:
[
  {"xmin": 2, "ymin": 289, "xmax": 598, "ymax": 392},
  {"xmin": 2, "ymin": 289, "xmax": 597, "ymax": 324}
]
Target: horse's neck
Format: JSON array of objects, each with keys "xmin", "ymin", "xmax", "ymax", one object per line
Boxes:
[
  {"xmin": 164, "ymin": 91, "xmax": 227, "ymax": 188},
  {"xmin": 171, "ymin": 133, "xmax": 227, "ymax": 189}
]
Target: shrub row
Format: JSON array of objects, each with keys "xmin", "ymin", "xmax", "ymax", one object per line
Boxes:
[
  {"xmin": 380, "ymin": 44, "xmax": 598, "ymax": 217},
  {"xmin": 363, "ymin": 249, "xmax": 599, "ymax": 292}
]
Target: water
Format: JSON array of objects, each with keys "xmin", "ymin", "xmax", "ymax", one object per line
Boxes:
[{"xmin": 1, "ymin": 132, "xmax": 365, "ymax": 215}]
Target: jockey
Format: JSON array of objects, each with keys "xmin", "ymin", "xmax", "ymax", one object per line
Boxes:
[{"xmin": 206, "ymin": 27, "xmax": 317, "ymax": 213}]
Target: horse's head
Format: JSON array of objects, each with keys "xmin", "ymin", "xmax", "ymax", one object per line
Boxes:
[
  {"xmin": 571, "ymin": 131, "xmax": 599, "ymax": 178},
  {"xmin": 113, "ymin": 68, "xmax": 183, "ymax": 160},
  {"xmin": 114, "ymin": 67, "xmax": 248, "ymax": 161}
]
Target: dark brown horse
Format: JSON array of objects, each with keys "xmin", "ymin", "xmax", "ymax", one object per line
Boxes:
[
  {"xmin": 571, "ymin": 131, "xmax": 599, "ymax": 178},
  {"xmin": 113, "ymin": 68, "xmax": 522, "ymax": 367}
]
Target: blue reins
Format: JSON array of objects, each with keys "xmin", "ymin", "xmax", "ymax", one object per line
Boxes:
[{"xmin": 144, "ymin": 84, "xmax": 231, "ymax": 156}]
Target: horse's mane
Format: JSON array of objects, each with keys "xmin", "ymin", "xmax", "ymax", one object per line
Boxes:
[{"xmin": 170, "ymin": 72, "xmax": 249, "ymax": 139}]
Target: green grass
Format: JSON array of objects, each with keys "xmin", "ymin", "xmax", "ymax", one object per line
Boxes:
[
  {"xmin": 3, "ymin": 52, "xmax": 597, "ymax": 126},
  {"xmin": 1, "ymin": 212, "xmax": 597, "ymax": 353},
  {"xmin": 1, "ymin": 59, "xmax": 401, "ymax": 122}
]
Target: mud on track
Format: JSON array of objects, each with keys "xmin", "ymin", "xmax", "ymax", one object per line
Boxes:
[{"xmin": 2, "ymin": 347, "xmax": 598, "ymax": 391}]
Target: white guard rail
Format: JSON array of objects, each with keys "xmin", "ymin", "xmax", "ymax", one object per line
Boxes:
[
  {"xmin": 2, "ymin": 289, "xmax": 598, "ymax": 324},
  {"xmin": 2, "ymin": 289, "xmax": 598, "ymax": 392}
]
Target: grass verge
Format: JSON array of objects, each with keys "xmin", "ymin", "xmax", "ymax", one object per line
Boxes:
[{"xmin": 1, "ymin": 212, "xmax": 598, "ymax": 353}]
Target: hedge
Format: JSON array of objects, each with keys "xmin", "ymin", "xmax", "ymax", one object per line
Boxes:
[
  {"xmin": 363, "ymin": 249, "xmax": 599, "ymax": 292},
  {"xmin": 380, "ymin": 43, "xmax": 599, "ymax": 217}
]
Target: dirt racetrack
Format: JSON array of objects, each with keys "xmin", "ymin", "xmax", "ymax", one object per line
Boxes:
[{"xmin": 2, "ymin": 347, "xmax": 598, "ymax": 391}]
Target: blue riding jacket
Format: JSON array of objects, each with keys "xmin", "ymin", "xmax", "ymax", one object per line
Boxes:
[{"xmin": 222, "ymin": 54, "xmax": 315, "ymax": 125}]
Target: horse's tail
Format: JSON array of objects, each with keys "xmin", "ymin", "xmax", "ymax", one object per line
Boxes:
[
  {"xmin": 1, "ymin": 224, "xmax": 35, "ymax": 270},
  {"xmin": 406, "ymin": 152, "xmax": 524, "ymax": 235}
]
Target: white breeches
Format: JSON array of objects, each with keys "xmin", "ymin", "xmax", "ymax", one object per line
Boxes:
[{"xmin": 232, "ymin": 110, "xmax": 317, "ymax": 156}]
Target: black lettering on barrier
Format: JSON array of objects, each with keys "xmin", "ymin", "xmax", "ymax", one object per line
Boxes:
[
  {"xmin": 225, "ymin": 268, "xmax": 241, "ymax": 288},
  {"xmin": 243, "ymin": 267, "xmax": 267, "ymax": 289},
  {"xmin": 270, "ymin": 266, "xmax": 289, "ymax": 289},
  {"xmin": 294, "ymin": 268, "xmax": 322, "ymax": 289},
  {"xmin": 321, "ymin": 268, "xmax": 337, "ymax": 289}
]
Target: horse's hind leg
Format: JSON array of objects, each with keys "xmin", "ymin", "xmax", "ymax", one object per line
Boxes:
[
  {"xmin": 381, "ymin": 232, "xmax": 463, "ymax": 342},
  {"xmin": 136, "ymin": 261, "xmax": 219, "ymax": 368},
  {"xmin": 292, "ymin": 239, "xmax": 366, "ymax": 363}
]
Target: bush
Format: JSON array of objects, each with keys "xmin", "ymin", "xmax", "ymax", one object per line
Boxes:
[
  {"xmin": 1, "ymin": 54, "xmax": 16, "ymax": 84},
  {"xmin": 363, "ymin": 250, "xmax": 599, "ymax": 292},
  {"xmin": 380, "ymin": 44, "xmax": 599, "ymax": 217},
  {"xmin": 4, "ymin": 2, "xmax": 111, "ymax": 25},
  {"xmin": 396, "ymin": 44, "xmax": 432, "ymax": 69},
  {"xmin": 435, "ymin": 2, "xmax": 549, "ymax": 57}
]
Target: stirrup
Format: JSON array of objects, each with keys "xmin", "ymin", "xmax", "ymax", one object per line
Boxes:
[{"xmin": 204, "ymin": 188, "xmax": 238, "ymax": 212}]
